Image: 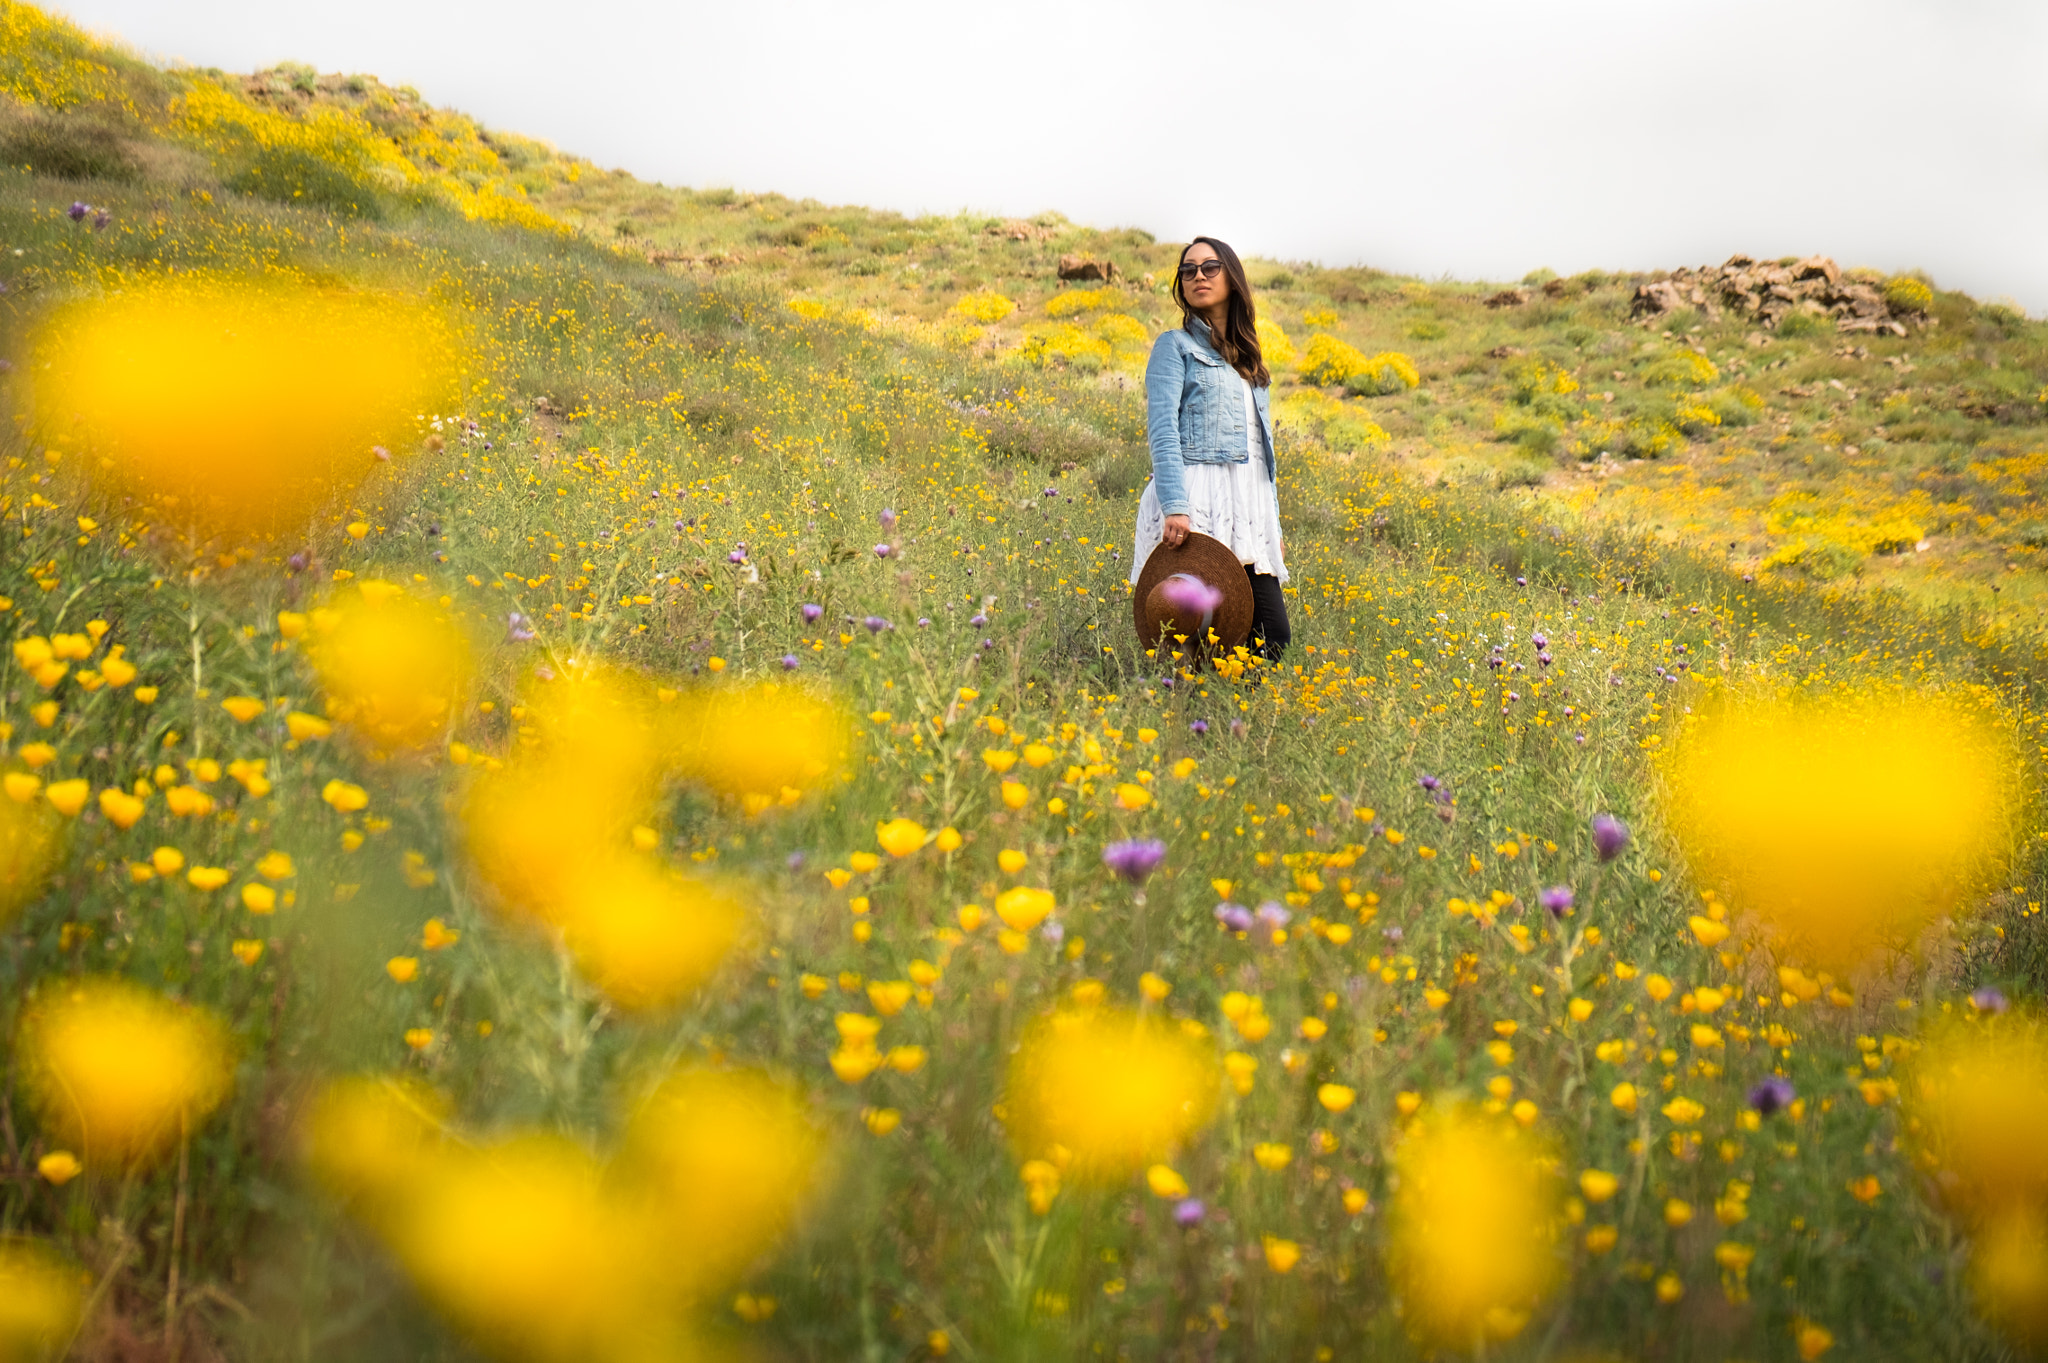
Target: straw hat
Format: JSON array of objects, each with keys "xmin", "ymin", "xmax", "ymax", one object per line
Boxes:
[{"xmin": 1132, "ymin": 531, "xmax": 1254, "ymax": 652}]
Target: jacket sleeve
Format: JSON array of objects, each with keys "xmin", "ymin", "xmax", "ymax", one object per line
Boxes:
[{"xmin": 1144, "ymin": 333, "xmax": 1192, "ymax": 518}]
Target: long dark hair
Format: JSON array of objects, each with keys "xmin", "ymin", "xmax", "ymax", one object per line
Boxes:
[{"xmin": 1171, "ymin": 236, "xmax": 1267, "ymax": 387}]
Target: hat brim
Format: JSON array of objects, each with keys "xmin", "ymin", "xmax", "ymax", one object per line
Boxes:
[{"xmin": 1132, "ymin": 531, "xmax": 1256, "ymax": 653}]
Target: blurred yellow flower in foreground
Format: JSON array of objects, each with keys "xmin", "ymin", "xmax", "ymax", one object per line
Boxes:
[
  {"xmin": 0, "ymin": 1238, "xmax": 84, "ymax": 1358},
  {"xmin": 306, "ymin": 1064, "xmax": 821, "ymax": 1358},
  {"xmin": 674, "ymin": 682, "xmax": 853, "ymax": 812},
  {"xmin": 28, "ymin": 277, "xmax": 454, "ymax": 533},
  {"xmin": 1387, "ymin": 1105, "xmax": 1560, "ymax": 1347},
  {"xmin": 1908, "ymin": 1014, "xmax": 2048, "ymax": 1225},
  {"xmin": 1968, "ymin": 1210, "xmax": 2048, "ymax": 1350},
  {"xmin": 1660, "ymin": 690, "xmax": 2017, "ymax": 966},
  {"xmin": 17, "ymin": 978, "xmax": 231, "ymax": 1166},
  {"xmin": 1005, "ymin": 1005, "xmax": 1218, "ymax": 1180},
  {"xmin": 302, "ymin": 1075, "xmax": 451, "ymax": 1230},
  {"xmin": 0, "ymin": 797, "xmax": 58, "ymax": 926},
  {"xmin": 309, "ymin": 584, "xmax": 474, "ymax": 752},
  {"xmin": 611, "ymin": 1066, "xmax": 826, "ymax": 1293},
  {"xmin": 389, "ymin": 1134, "xmax": 679, "ymax": 1361},
  {"xmin": 553, "ymin": 859, "xmax": 746, "ymax": 1013}
]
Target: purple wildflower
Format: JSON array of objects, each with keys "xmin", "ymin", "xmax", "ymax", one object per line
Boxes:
[
  {"xmin": 1040, "ymin": 920, "xmax": 1065, "ymax": 946},
  {"xmin": 874, "ymin": 543, "xmax": 893, "ymax": 559},
  {"xmin": 780, "ymin": 654, "xmax": 800, "ymax": 670},
  {"xmin": 1174, "ymin": 1198, "xmax": 1205, "ymax": 1227},
  {"xmin": 1592, "ymin": 813, "xmax": 1629, "ymax": 862},
  {"xmin": 916, "ymin": 617, "xmax": 930, "ymax": 628},
  {"xmin": 863, "ymin": 616, "xmax": 887, "ymax": 633},
  {"xmin": 92, "ymin": 211, "xmax": 108, "ymax": 230},
  {"xmin": 1418, "ymin": 774, "xmax": 1441, "ymax": 792},
  {"xmin": 1531, "ymin": 633, "xmax": 1548, "ymax": 648},
  {"xmin": 286, "ymin": 552, "xmax": 308, "ymax": 574},
  {"xmin": 1214, "ymin": 903, "xmax": 1253, "ymax": 933},
  {"xmin": 1748, "ymin": 1076, "xmax": 1796, "ymax": 1117},
  {"xmin": 1515, "ymin": 576, "xmax": 1527, "ymax": 586},
  {"xmin": 68, "ymin": 201, "xmax": 87, "ymax": 221},
  {"xmin": 1102, "ymin": 839, "xmax": 1166, "ymax": 885},
  {"xmin": 506, "ymin": 612, "xmax": 537, "ymax": 643},
  {"xmin": 970, "ymin": 613, "xmax": 987, "ymax": 627},
  {"xmin": 802, "ymin": 603, "xmax": 823, "ymax": 623},
  {"xmin": 1255, "ymin": 901, "xmax": 1291, "ymax": 930},
  {"xmin": 879, "ymin": 507, "xmax": 897, "ymax": 530},
  {"xmin": 1189, "ymin": 719, "xmax": 1210, "ymax": 736},
  {"xmin": 1539, "ymin": 885, "xmax": 1574, "ymax": 918},
  {"xmin": 372, "ymin": 445, "xmax": 391, "ymax": 462},
  {"xmin": 1971, "ymin": 987, "xmax": 2010, "ymax": 1014},
  {"xmin": 1229, "ymin": 718, "xmax": 1247, "ymax": 738},
  {"xmin": 785, "ymin": 851, "xmax": 807, "ymax": 872},
  {"xmin": 727, "ymin": 549, "xmax": 747, "ymax": 564}
]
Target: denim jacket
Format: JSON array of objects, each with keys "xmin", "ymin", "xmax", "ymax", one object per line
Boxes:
[{"xmin": 1143, "ymin": 316, "xmax": 1276, "ymax": 519}]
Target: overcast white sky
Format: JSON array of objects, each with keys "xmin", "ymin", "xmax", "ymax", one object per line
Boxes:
[{"xmin": 53, "ymin": 0, "xmax": 2048, "ymax": 312}]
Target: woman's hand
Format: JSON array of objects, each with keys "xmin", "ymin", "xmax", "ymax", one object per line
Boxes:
[{"xmin": 1163, "ymin": 514, "xmax": 1192, "ymax": 548}]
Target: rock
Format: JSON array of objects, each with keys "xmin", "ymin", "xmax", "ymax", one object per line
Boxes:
[
  {"xmin": 1837, "ymin": 314, "xmax": 1908, "ymax": 337},
  {"xmin": 1484, "ymin": 289, "xmax": 1529, "ymax": 309},
  {"xmin": 1638, "ymin": 254, "xmax": 1921, "ymax": 335},
  {"xmin": 1541, "ymin": 278, "xmax": 1568, "ymax": 298},
  {"xmin": 1793, "ymin": 255, "xmax": 1841, "ymax": 285},
  {"xmin": 1487, "ymin": 345, "xmax": 1526, "ymax": 359},
  {"xmin": 989, "ymin": 219, "xmax": 1049, "ymax": 241},
  {"xmin": 1629, "ymin": 280, "xmax": 1687, "ymax": 318},
  {"xmin": 1057, "ymin": 254, "xmax": 1118, "ymax": 282},
  {"xmin": 1838, "ymin": 284, "xmax": 1889, "ymax": 317}
]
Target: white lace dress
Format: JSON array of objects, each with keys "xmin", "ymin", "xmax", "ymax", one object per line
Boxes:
[{"xmin": 1129, "ymin": 367, "xmax": 1288, "ymax": 584}]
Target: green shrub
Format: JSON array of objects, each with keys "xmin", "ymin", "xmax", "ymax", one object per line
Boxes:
[
  {"xmin": 0, "ymin": 109, "xmax": 137, "ymax": 180},
  {"xmin": 1706, "ymin": 386, "xmax": 1762, "ymax": 427},
  {"xmin": 1884, "ymin": 275, "xmax": 1933, "ymax": 312},
  {"xmin": 1328, "ymin": 348, "xmax": 1418, "ymax": 396},
  {"xmin": 1777, "ymin": 310, "xmax": 1824, "ymax": 338},
  {"xmin": 226, "ymin": 145, "xmax": 384, "ymax": 218},
  {"xmin": 1494, "ymin": 408, "xmax": 1561, "ymax": 454},
  {"xmin": 1504, "ymin": 359, "xmax": 1579, "ymax": 422},
  {"xmin": 1324, "ymin": 414, "xmax": 1390, "ymax": 452},
  {"xmin": 1406, "ymin": 319, "xmax": 1446, "ymax": 341},
  {"xmin": 1639, "ymin": 350, "xmax": 1719, "ymax": 388}
]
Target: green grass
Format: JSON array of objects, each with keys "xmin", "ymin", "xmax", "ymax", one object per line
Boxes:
[{"xmin": 0, "ymin": 7, "xmax": 2047, "ymax": 1361}]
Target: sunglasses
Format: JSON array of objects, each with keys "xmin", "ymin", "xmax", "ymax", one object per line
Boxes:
[{"xmin": 1177, "ymin": 260, "xmax": 1225, "ymax": 282}]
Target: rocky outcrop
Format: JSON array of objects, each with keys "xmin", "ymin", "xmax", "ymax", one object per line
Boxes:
[
  {"xmin": 1629, "ymin": 255, "xmax": 1923, "ymax": 336},
  {"xmin": 1057, "ymin": 254, "xmax": 1119, "ymax": 282}
]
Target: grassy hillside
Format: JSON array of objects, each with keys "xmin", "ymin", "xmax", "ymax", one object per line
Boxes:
[{"xmin": 2, "ymin": 5, "xmax": 2048, "ymax": 1361}]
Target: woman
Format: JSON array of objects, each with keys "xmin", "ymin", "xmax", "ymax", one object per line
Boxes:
[{"xmin": 1129, "ymin": 236, "xmax": 1289, "ymax": 661}]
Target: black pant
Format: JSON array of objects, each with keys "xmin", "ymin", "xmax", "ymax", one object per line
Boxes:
[{"xmin": 1246, "ymin": 567, "xmax": 1289, "ymax": 663}]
